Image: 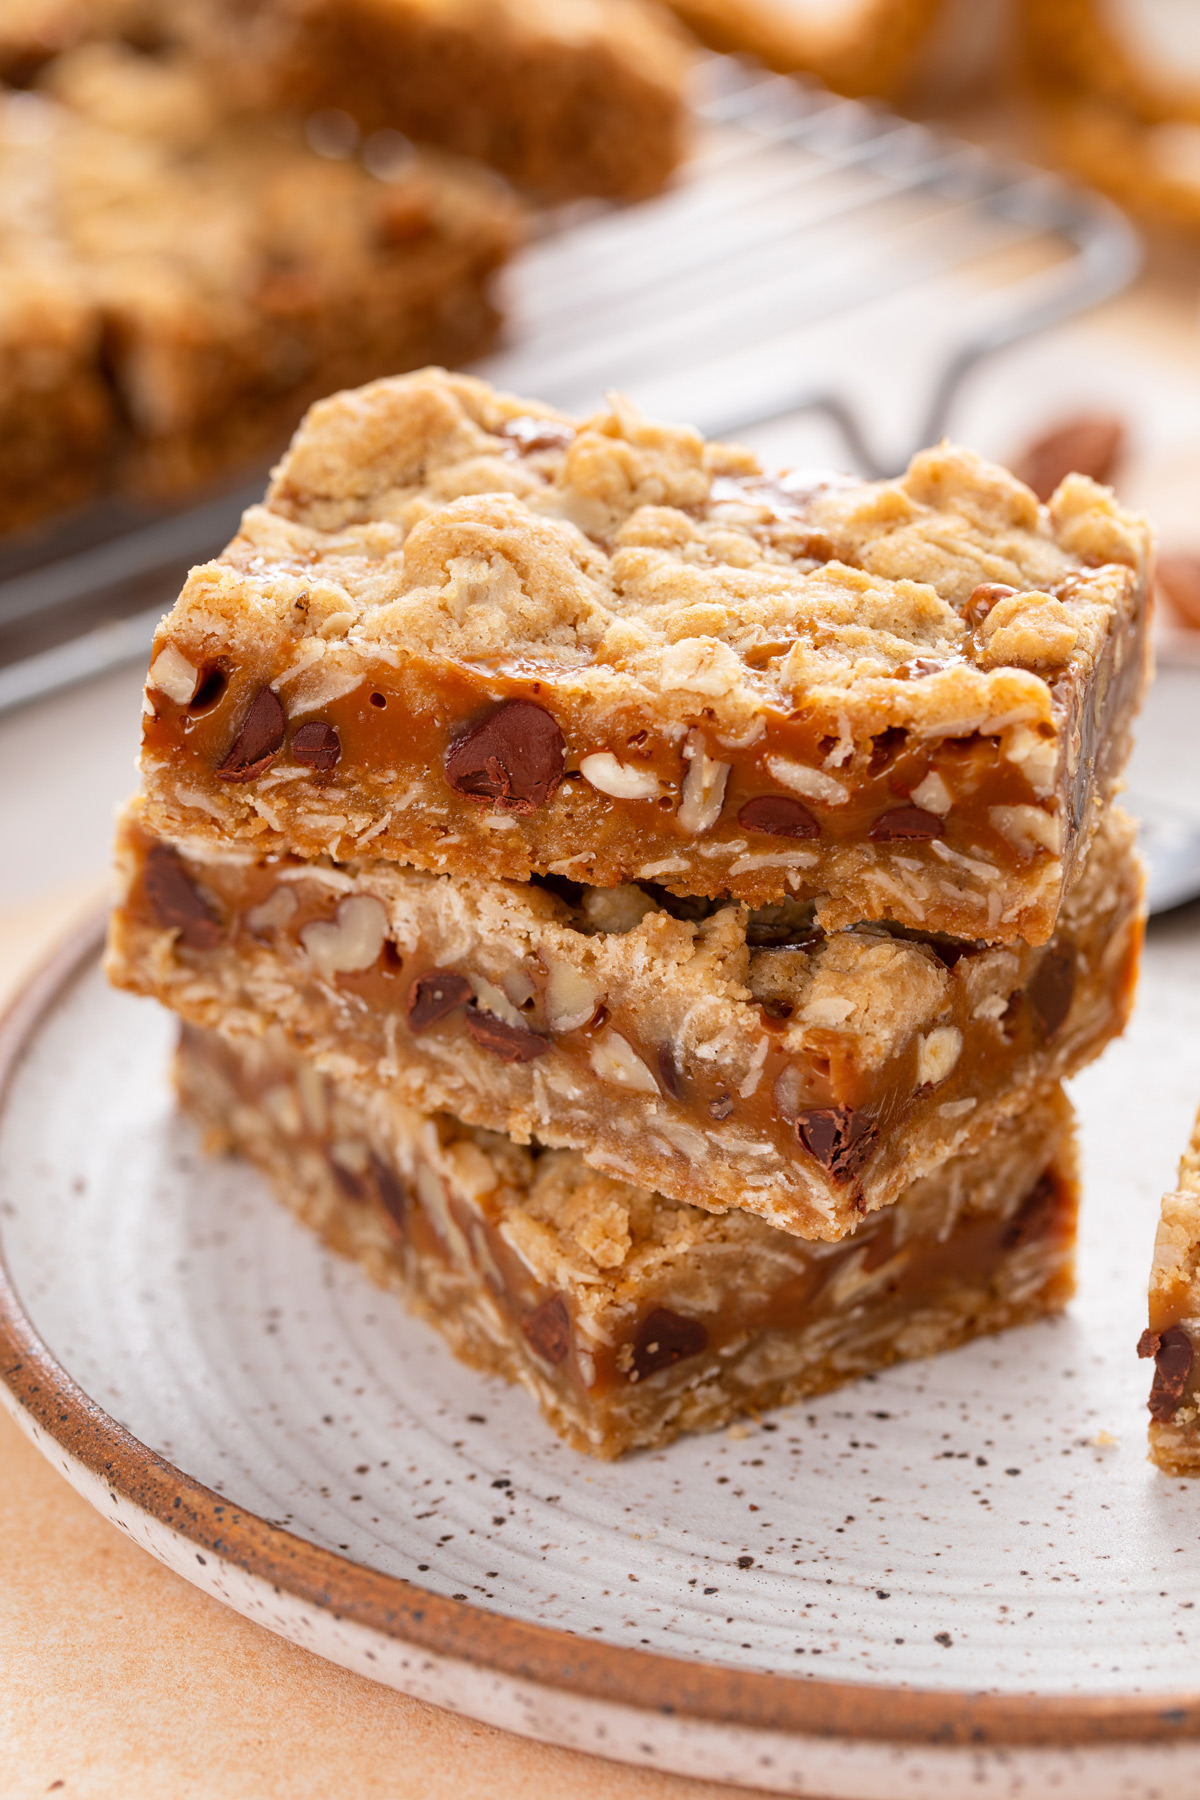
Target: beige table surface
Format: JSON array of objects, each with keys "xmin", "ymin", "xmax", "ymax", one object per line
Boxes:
[
  {"xmin": 6, "ymin": 113, "xmax": 1200, "ymax": 1798},
  {"xmin": 0, "ymin": 895, "xmax": 757, "ymax": 1800}
]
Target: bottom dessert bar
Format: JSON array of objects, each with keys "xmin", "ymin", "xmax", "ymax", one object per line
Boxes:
[
  {"xmin": 176, "ymin": 1024, "xmax": 1079, "ymax": 1458},
  {"xmin": 1140, "ymin": 1103, "xmax": 1200, "ymax": 1476}
]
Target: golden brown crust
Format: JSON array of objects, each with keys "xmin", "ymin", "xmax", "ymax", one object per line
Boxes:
[
  {"xmin": 663, "ymin": 0, "xmax": 942, "ymax": 101},
  {"xmin": 171, "ymin": 0, "xmax": 690, "ymax": 201},
  {"xmin": 0, "ymin": 54, "xmax": 519, "ymax": 528}
]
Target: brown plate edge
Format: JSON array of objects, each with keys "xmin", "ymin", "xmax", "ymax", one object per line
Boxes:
[{"xmin": 0, "ymin": 911, "xmax": 1195, "ymax": 1753}]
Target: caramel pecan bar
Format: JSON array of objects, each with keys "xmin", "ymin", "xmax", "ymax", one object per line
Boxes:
[
  {"xmin": 0, "ymin": 50, "xmax": 518, "ymax": 526},
  {"xmin": 174, "ymin": 0, "xmax": 690, "ymax": 202},
  {"xmin": 176, "ymin": 1022, "xmax": 1079, "ymax": 1457},
  {"xmin": 0, "ymin": 0, "xmax": 143, "ymax": 83},
  {"xmin": 1139, "ymin": 1107, "xmax": 1200, "ymax": 1476},
  {"xmin": 137, "ymin": 369, "xmax": 1151, "ymax": 945},
  {"xmin": 108, "ymin": 798, "xmax": 1140, "ymax": 1240},
  {"xmin": 0, "ymin": 87, "xmax": 119, "ymax": 533}
]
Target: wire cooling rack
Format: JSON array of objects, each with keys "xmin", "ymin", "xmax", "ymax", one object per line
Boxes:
[{"xmin": 0, "ymin": 54, "xmax": 1139, "ymax": 717}]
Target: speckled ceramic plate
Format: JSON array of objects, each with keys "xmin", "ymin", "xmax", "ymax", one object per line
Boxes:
[{"xmin": 6, "ymin": 920, "xmax": 1200, "ymax": 1798}]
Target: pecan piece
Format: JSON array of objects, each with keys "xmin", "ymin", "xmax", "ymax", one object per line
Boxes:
[
  {"xmin": 215, "ymin": 686, "xmax": 286, "ymax": 782},
  {"xmin": 1158, "ymin": 553, "xmax": 1200, "ymax": 631},
  {"xmin": 444, "ymin": 699, "xmax": 565, "ymax": 812},
  {"xmin": 142, "ymin": 842, "xmax": 222, "ymax": 950},
  {"xmin": 1015, "ymin": 412, "xmax": 1125, "ymax": 503}
]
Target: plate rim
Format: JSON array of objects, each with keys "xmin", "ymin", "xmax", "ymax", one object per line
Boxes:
[{"xmin": 2, "ymin": 915, "xmax": 1199, "ymax": 1752}]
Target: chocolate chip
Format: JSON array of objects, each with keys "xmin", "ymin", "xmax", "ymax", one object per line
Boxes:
[
  {"xmin": 737, "ymin": 795, "xmax": 820, "ymax": 839},
  {"xmin": 329, "ymin": 1157, "xmax": 367, "ymax": 1203},
  {"xmin": 188, "ymin": 667, "xmax": 227, "ymax": 714},
  {"xmin": 142, "ymin": 842, "xmax": 222, "ymax": 949},
  {"xmin": 708, "ymin": 1093, "xmax": 734, "ymax": 1121},
  {"xmin": 657, "ymin": 1042, "xmax": 683, "ymax": 1099},
  {"xmin": 795, "ymin": 1106, "xmax": 879, "ymax": 1182},
  {"xmin": 1137, "ymin": 1329, "xmax": 1161, "ymax": 1360},
  {"xmin": 964, "ymin": 583, "xmax": 1017, "ymax": 627},
  {"xmin": 1146, "ymin": 1326, "xmax": 1194, "ymax": 1422},
  {"xmin": 405, "ymin": 968, "xmax": 472, "ymax": 1033},
  {"xmin": 631, "ymin": 1308, "xmax": 708, "ymax": 1381},
  {"xmin": 215, "ymin": 686, "xmax": 286, "ymax": 782},
  {"xmin": 1030, "ymin": 945, "xmax": 1075, "ymax": 1041},
  {"xmin": 867, "ymin": 726, "xmax": 907, "ymax": 774},
  {"xmin": 464, "ymin": 1005, "xmax": 550, "ymax": 1063},
  {"xmin": 1002, "ymin": 1171, "xmax": 1057, "ymax": 1249},
  {"xmin": 444, "ymin": 700, "xmax": 565, "ymax": 813},
  {"xmin": 868, "ymin": 806, "xmax": 943, "ymax": 841},
  {"xmin": 523, "ymin": 1295, "xmax": 571, "ymax": 1364},
  {"xmin": 291, "ymin": 721, "xmax": 341, "ymax": 770},
  {"xmin": 370, "ymin": 1154, "xmax": 409, "ymax": 1237},
  {"xmin": 1015, "ymin": 412, "xmax": 1125, "ymax": 502}
]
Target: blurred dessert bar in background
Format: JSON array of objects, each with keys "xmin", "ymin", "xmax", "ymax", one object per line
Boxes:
[
  {"xmin": 177, "ymin": 1022, "xmax": 1080, "ymax": 1458},
  {"xmin": 0, "ymin": 0, "xmax": 689, "ymax": 532},
  {"xmin": 0, "ymin": 53, "xmax": 518, "ymax": 530},
  {"xmin": 1020, "ymin": 0, "xmax": 1200, "ymax": 235},
  {"xmin": 177, "ymin": 0, "xmax": 692, "ymax": 202}
]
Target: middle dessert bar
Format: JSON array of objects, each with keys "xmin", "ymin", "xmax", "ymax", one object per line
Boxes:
[{"xmin": 109, "ymin": 799, "xmax": 1142, "ymax": 1239}]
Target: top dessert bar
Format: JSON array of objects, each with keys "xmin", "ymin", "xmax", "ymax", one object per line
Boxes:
[
  {"xmin": 2, "ymin": 0, "xmax": 689, "ymax": 203},
  {"xmin": 139, "ymin": 368, "xmax": 1152, "ymax": 944},
  {"xmin": 177, "ymin": 0, "xmax": 692, "ymax": 202}
]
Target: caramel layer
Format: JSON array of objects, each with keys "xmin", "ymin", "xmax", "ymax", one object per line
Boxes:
[
  {"xmin": 110, "ymin": 799, "xmax": 1141, "ymax": 1240},
  {"xmin": 142, "ymin": 579, "xmax": 1146, "ymax": 940}
]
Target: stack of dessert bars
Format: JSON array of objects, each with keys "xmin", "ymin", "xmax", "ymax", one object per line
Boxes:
[{"xmin": 107, "ymin": 367, "xmax": 1151, "ymax": 1458}]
